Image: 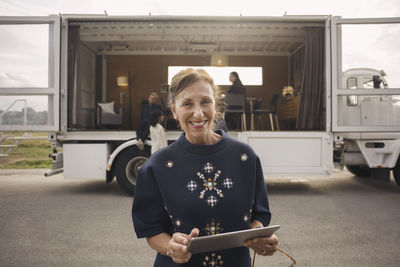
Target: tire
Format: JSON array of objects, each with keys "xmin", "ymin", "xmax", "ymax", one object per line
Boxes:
[
  {"xmin": 113, "ymin": 146, "xmax": 150, "ymax": 195},
  {"xmin": 346, "ymin": 165, "xmax": 371, "ymax": 177},
  {"xmin": 393, "ymin": 157, "xmax": 400, "ymax": 186}
]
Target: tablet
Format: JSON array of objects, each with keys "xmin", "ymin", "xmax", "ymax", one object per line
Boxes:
[{"xmin": 187, "ymin": 225, "xmax": 280, "ymax": 254}]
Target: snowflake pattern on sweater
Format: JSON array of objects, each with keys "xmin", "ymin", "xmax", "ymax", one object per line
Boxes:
[{"xmin": 185, "ymin": 162, "xmax": 234, "ymax": 208}]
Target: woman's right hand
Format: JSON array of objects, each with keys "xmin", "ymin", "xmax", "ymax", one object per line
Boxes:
[{"xmin": 168, "ymin": 228, "xmax": 199, "ymax": 263}]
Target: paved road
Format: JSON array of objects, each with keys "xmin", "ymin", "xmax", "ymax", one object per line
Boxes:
[{"xmin": 0, "ymin": 169, "xmax": 399, "ymax": 267}]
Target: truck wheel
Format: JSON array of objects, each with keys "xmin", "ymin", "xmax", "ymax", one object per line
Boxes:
[
  {"xmin": 346, "ymin": 165, "xmax": 371, "ymax": 177},
  {"xmin": 114, "ymin": 146, "xmax": 149, "ymax": 195},
  {"xmin": 393, "ymin": 158, "xmax": 400, "ymax": 186}
]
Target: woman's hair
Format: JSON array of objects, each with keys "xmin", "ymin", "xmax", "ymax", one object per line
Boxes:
[
  {"xmin": 169, "ymin": 68, "xmax": 224, "ymax": 121},
  {"xmin": 230, "ymin": 71, "xmax": 244, "ymax": 87},
  {"xmin": 149, "ymin": 110, "xmax": 163, "ymax": 126}
]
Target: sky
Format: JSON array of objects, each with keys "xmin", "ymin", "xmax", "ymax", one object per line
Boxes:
[
  {"xmin": 0, "ymin": 0, "xmax": 399, "ymax": 18},
  {"xmin": 0, "ymin": 0, "xmax": 399, "ymax": 113}
]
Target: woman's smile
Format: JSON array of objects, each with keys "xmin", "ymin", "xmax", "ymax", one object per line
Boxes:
[{"xmin": 189, "ymin": 120, "xmax": 208, "ymax": 128}]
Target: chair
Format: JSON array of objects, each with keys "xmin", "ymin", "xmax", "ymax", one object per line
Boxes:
[
  {"xmin": 277, "ymin": 95, "xmax": 300, "ymax": 130},
  {"xmin": 224, "ymin": 92, "xmax": 247, "ymax": 131},
  {"xmin": 97, "ymin": 101, "xmax": 123, "ymax": 129},
  {"xmin": 252, "ymin": 95, "xmax": 279, "ymax": 131}
]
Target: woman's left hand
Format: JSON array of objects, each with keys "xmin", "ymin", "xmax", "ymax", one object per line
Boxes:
[{"xmin": 244, "ymin": 234, "xmax": 279, "ymax": 256}]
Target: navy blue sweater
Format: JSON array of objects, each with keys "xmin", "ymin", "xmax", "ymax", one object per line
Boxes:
[{"xmin": 132, "ymin": 130, "xmax": 271, "ymax": 267}]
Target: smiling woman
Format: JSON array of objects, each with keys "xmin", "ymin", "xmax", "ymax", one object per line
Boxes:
[{"xmin": 132, "ymin": 68, "xmax": 279, "ymax": 267}]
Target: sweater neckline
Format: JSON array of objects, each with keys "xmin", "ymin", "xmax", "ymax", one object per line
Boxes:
[{"xmin": 177, "ymin": 130, "xmax": 227, "ymax": 155}]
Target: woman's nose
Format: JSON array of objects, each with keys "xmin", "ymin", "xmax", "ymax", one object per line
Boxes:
[{"xmin": 193, "ymin": 104, "xmax": 204, "ymax": 118}]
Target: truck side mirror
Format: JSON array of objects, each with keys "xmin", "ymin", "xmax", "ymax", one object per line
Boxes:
[{"xmin": 373, "ymin": 75, "xmax": 382, "ymax": 88}]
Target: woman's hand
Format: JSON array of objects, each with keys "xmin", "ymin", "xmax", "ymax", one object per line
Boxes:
[
  {"xmin": 244, "ymin": 233, "xmax": 279, "ymax": 256},
  {"xmin": 168, "ymin": 228, "xmax": 199, "ymax": 263}
]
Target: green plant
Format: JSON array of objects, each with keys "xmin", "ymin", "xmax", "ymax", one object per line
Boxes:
[{"xmin": 0, "ymin": 132, "xmax": 53, "ymax": 169}]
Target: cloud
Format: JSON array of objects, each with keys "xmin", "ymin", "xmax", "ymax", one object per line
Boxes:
[{"xmin": 0, "ymin": 72, "xmax": 32, "ymax": 87}]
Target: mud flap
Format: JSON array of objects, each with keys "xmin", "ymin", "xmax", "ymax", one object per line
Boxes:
[{"xmin": 370, "ymin": 168, "xmax": 390, "ymax": 183}]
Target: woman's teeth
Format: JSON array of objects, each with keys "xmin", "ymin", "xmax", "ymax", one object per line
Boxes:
[{"xmin": 190, "ymin": 121, "xmax": 206, "ymax": 126}]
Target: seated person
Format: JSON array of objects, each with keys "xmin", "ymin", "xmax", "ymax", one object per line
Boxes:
[{"xmin": 136, "ymin": 92, "xmax": 164, "ymax": 148}]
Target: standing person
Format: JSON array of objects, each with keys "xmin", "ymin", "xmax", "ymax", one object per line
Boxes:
[
  {"xmin": 136, "ymin": 92, "xmax": 163, "ymax": 149},
  {"xmin": 149, "ymin": 110, "xmax": 168, "ymax": 155},
  {"xmin": 226, "ymin": 71, "xmax": 247, "ymax": 129},
  {"xmin": 132, "ymin": 68, "xmax": 278, "ymax": 266},
  {"xmin": 228, "ymin": 71, "xmax": 246, "ymax": 95}
]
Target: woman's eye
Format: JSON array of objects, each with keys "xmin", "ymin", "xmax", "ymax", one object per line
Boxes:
[
  {"xmin": 202, "ymin": 100, "xmax": 211, "ymax": 104},
  {"xmin": 183, "ymin": 102, "xmax": 192, "ymax": 107}
]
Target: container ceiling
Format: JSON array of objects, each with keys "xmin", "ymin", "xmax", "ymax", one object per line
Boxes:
[{"xmin": 73, "ymin": 18, "xmax": 325, "ymax": 56}]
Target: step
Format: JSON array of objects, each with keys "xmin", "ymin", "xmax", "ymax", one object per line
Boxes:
[
  {"xmin": 0, "ymin": 145, "xmax": 17, "ymax": 148},
  {"xmin": 0, "ymin": 154, "xmax": 8, "ymax": 157},
  {"xmin": 6, "ymin": 136, "xmax": 47, "ymax": 140}
]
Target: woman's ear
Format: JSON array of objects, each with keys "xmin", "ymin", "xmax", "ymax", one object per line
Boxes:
[{"xmin": 171, "ymin": 104, "xmax": 178, "ymax": 120}]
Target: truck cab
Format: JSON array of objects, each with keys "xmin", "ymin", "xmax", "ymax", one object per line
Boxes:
[
  {"xmin": 336, "ymin": 68, "xmax": 400, "ymax": 182},
  {"xmin": 339, "ymin": 68, "xmax": 400, "ymax": 127}
]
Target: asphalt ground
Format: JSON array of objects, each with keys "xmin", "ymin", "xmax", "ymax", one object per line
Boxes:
[{"xmin": 0, "ymin": 169, "xmax": 399, "ymax": 267}]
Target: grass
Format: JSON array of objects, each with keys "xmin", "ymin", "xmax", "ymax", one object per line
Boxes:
[{"xmin": 0, "ymin": 132, "xmax": 53, "ymax": 169}]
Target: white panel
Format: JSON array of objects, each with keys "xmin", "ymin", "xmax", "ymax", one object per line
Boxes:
[
  {"xmin": 64, "ymin": 143, "xmax": 110, "ymax": 179},
  {"xmin": 361, "ymin": 97, "xmax": 392, "ymax": 126},
  {"xmin": 240, "ymin": 132, "xmax": 332, "ymax": 176},
  {"xmin": 249, "ymin": 137, "xmax": 322, "ymax": 167}
]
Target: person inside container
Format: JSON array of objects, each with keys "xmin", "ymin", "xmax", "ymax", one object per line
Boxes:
[
  {"xmin": 132, "ymin": 68, "xmax": 278, "ymax": 266},
  {"xmin": 136, "ymin": 92, "xmax": 163, "ymax": 149},
  {"xmin": 228, "ymin": 71, "xmax": 246, "ymax": 95},
  {"xmin": 226, "ymin": 71, "xmax": 247, "ymax": 130}
]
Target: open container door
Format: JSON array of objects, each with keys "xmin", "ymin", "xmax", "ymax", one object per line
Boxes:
[
  {"xmin": 0, "ymin": 16, "xmax": 60, "ymax": 131},
  {"xmin": 238, "ymin": 16, "xmax": 334, "ymax": 177},
  {"xmin": 331, "ymin": 17, "xmax": 400, "ymax": 133}
]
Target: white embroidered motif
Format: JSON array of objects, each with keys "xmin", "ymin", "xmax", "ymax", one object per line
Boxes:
[
  {"xmin": 240, "ymin": 153, "xmax": 248, "ymax": 161},
  {"xmin": 186, "ymin": 162, "xmax": 234, "ymax": 208},
  {"xmin": 203, "ymin": 162, "xmax": 214, "ymax": 173},
  {"xmin": 222, "ymin": 178, "xmax": 233, "ymax": 189},
  {"xmin": 166, "ymin": 160, "xmax": 174, "ymax": 168},
  {"xmin": 198, "ymin": 168, "xmax": 223, "ymax": 199},
  {"xmin": 174, "ymin": 218, "xmax": 183, "ymax": 228},
  {"xmin": 186, "ymin": 180, "xmax": 198, "ymax": 192},
  {"xmin": 206, "ymin": 195, "xmax": 218, "ymax": 208},
  {"xmin": 169, "ymin": 214, "xmax": 183, "ymax": 230},
  {"xmin": 243, "ymin": 213, "xmax": 250, "ymax": 223},
  {"xmin": 202, "ymin": 253, "xmax": 224, "ymax": 267}
]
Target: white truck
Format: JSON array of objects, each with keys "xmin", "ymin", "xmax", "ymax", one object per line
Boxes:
[{"xmin": 0, "ymin": 15, "xmax": 399, "ymax": 194}]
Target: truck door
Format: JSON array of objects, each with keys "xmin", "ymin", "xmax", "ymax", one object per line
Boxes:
[
  {"xmin": 331, "ymin": 17, "xmax": 400, "ymax": 132},
  {"xmin": 0, "ymin": 16, "xmax": 60, "ymax": 131}
]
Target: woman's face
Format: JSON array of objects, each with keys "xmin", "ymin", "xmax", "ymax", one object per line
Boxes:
[
  {"xmin": 158, "ymin": 114, "xmax": 165, "ymax": 123},
  {"xmin": 171, "ymin": 80, "xmax": 216, "ymax": 144},
  {"xmin": 229, "ymin": 74, "xmax": 236, "ymax": 84}
]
